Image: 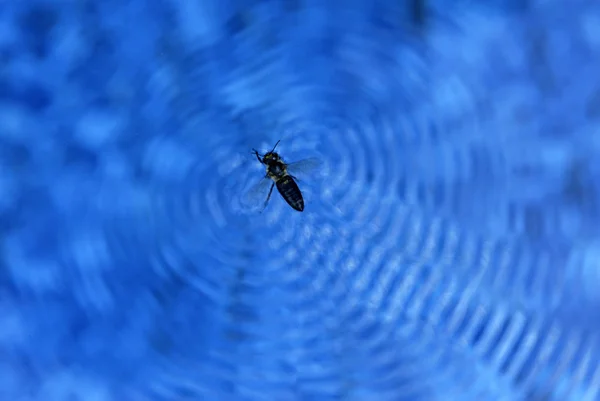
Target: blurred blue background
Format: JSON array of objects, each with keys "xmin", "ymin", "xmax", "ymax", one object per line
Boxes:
[{"xmin": 1, "ymin": 0, "xmax": 600, "ymax": 400}]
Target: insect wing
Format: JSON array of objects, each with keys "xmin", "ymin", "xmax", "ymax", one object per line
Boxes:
[
  {"xmin": 241, "ymin": 176, "xmax": 272, "ymax": 210},
  {"xmin": 286, "ymin": 157, "xmax": 322, "ymax": 177}
]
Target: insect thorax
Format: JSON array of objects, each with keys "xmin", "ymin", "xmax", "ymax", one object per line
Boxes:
[{"xmin": 266, "ymin": 161, "xmax": 286, "ymax": 180}]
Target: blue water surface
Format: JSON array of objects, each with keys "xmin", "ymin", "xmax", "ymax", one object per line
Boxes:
[{"xmin": 1, "ymin": 0, "xmax": 600, "ymax": 400}]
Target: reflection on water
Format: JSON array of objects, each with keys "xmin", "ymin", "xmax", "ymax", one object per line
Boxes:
[{"xmin": 1, "ymin": 0, "xmax": 600, "ymax": 400}]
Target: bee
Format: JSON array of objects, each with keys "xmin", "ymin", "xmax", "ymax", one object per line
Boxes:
[{"xmin": 246, "ymin": 140, "xmax": 320, "ymax": 212}]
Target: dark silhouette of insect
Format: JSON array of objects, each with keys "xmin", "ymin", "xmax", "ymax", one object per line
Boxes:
[{"xmin": 246, "ymin": 140, "xmax": 320, "ymax": 212}]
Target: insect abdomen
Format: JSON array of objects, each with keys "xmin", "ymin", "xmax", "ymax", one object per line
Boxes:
[{"xmin": 276, "ymin": 176, "xmax": 304, "ymax": 211}]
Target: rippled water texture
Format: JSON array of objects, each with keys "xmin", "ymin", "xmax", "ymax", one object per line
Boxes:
[{"xmin": 2, "ymin": 0, "xmax": 600, "ymax": 400}]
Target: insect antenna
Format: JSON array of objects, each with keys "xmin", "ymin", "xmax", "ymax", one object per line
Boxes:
[{"xmin": 270, "ymin": 139, "xmax": 281, "ymax": 153}]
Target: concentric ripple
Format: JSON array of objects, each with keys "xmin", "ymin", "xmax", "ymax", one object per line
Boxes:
[
  {"xmin": 3, "ymin": 0, "xmax": 600, "ymax": 400},
  {"xmin": 107, "ymin": 2, "xmax": 600, "ymax": 400},
  {"xmin": 152, "ymin": 13, "xmax": 488, "ymax": 401}
]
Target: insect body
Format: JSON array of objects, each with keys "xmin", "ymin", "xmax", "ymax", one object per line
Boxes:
[
  {"xmin": 248, "ymin": 140, "xmax": 320, "ymax": 212},
  {"xmin": 252, "ymin": 140, "xmax": 304, "ymax": 212}
]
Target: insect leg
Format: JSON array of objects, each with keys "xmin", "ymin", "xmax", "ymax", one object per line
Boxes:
[
  {"xmin": 252, "ymin": 149, "xmax": 263, "ymax": 164},
  {"xmin": 261, "ymin": 182, "xmax": 275, "ymax": 212}
]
